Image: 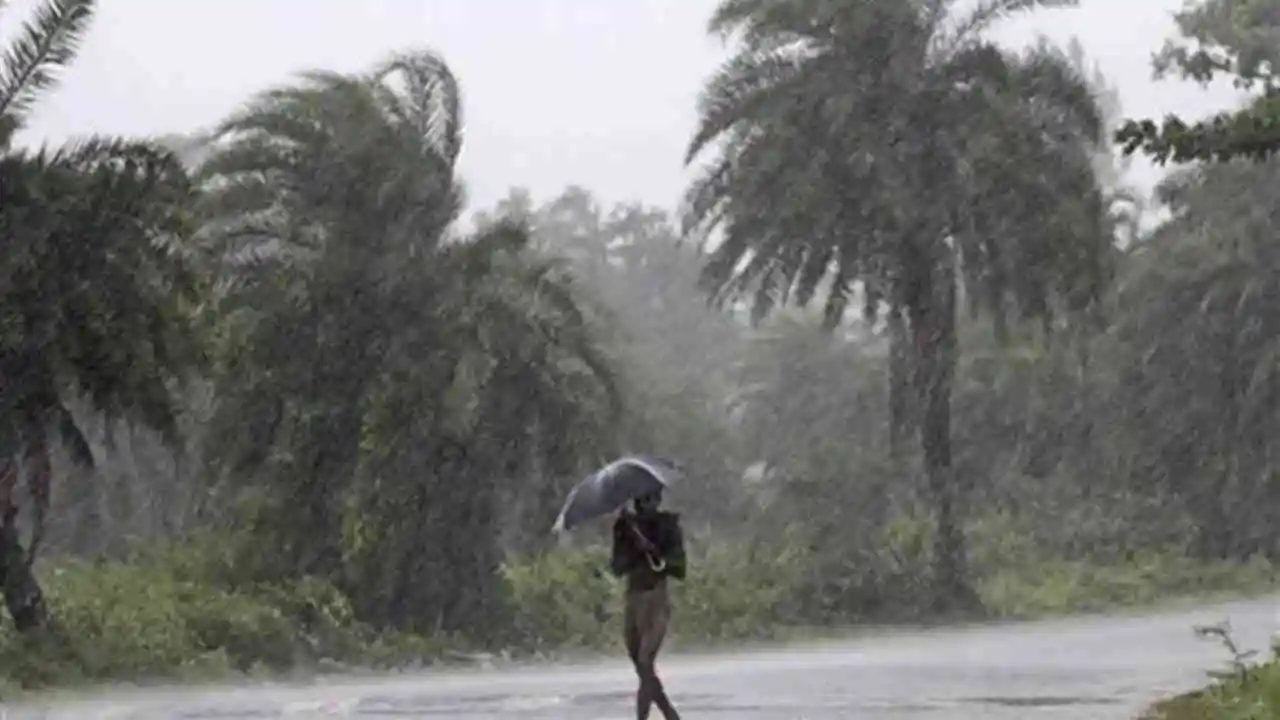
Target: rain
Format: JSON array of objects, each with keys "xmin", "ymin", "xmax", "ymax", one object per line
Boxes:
[{"xmin": 1, "ymin": 0, "xmax": 1279, "ymax": 718}]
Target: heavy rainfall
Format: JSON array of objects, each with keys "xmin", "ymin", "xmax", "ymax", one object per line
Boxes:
[{"xmin": 2, "ymin": 0, "xmax": 1280, "ymax": 717}]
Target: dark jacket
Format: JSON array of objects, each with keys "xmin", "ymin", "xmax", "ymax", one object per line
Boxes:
[{"xmin": 610, "ymin": 510, "xmax": 686, "ymax": 592}]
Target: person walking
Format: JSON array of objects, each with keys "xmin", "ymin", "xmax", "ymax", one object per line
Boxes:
[{"xmin": 610, "ymin": 489, "xmax": 686, "ymax": 720}]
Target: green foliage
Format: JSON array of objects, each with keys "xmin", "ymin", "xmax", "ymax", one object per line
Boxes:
[
  {"xmin": 980, "ymin": 552, "xmax": 1277, "ymax": 619},
  {"xmin": 3, "ymin": 515, "xmax": 1275, "ymax": 696},
  {"xmin": 0, "ymin": 0, "xmax": 204, "ymax": 617},
  {"xmin": 683, "ymin": 0, "xmax": 1116, "ymax": 611},
  {"xmin": 1142, "ymin": 633, "xmax": 1280, "ymax": 719},
  {"xmin": 1116, "ymin": 94, "xmax": 1280, "ymax": 164},
  {"xmin": 501, "ymin": 547, "xmax": 619, "ymax": 652},
  {"xmin": 674, "ymin": 537, "xmax": 811, "ymax": 642},
  {"xmin": 1118, "ymin": 0, "xmax": 1280, "ymax": 163},
  {"xmin": 0, "ymin": 0, "xmax": 96, "ymax": 149},
  {"xmin": 0, "ymin": 546, "xmax": 447, "ymax": 691},
  {"xmin": 501, "ymin": 538, "xmax": 811, "ymax": 651},
  {"xmin": 194, "ymin": 50, "xmax": 622, "ymax": 635},
  {"xmin": 498, "ymin": 516, "xmax": 1274, "ymax": 658}
]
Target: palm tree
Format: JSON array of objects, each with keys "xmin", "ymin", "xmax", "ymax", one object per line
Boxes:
[
  {"xmin": 196, "ymin": 50, "xmax": 469, "ymax": 574},
  {"xmin": 0, "ymin": 0, "xmax": 201, "ymax": 630},
  {"xmin": 197, "ymin": 48, "xmax": 621, "ymax": 632},
  {"xmin": 682, "ymin": 0, "xmax": 1111, "ymax": 608}
]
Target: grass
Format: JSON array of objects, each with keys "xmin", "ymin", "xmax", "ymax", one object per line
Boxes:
[
  {"xmin": 1144, "ymin": 661, "xmax": 1280, "ymax": 719},
  {"xmin": 977, "ymin": 551, "xmax": 1280, "ymax": 620}
]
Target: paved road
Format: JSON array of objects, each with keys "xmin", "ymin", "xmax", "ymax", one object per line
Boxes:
[{"xmin": 5, "ymin": 596, "xmax": 1278, "ymax": 719}]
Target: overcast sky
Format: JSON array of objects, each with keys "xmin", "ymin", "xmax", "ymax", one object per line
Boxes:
[{"xmin": 10, "ymin": 0, "xmax": 1247, "ymax": 216}]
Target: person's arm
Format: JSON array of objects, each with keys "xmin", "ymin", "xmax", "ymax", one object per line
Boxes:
[
  {"xmin": 610, "ymin": 515, "xmax": 638, "ymax": 577},
  {"xmin": 660, "ymin": 514, "xmax": 687, "ymax": 581}
]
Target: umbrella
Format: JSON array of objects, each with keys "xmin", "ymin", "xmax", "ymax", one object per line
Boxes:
[{"xmin": 551, "ymin": 455, "xmax": 681, "ymax": 534}]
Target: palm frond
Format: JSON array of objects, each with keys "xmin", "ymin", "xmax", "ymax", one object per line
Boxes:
[
  {"xmin": 0, "ymin": 0, "xmax": 95, "ymax": 143},
  {"xmin": 370, "ymin": 48, "xmax": 464, "ymax": 166},
  {"xmin": 943, "ymin": 0, "xmax": 1077, "ymax": 48},
  {"xmin": 686, "ymin": 46, "xmax": 811, "ymax": 164},
  {"xmin": 1009, "ymin": 41, "xmax": 1104, "ymax": 142},
  {"xmin": 196, "ymin": 133, "xmax": 300, "ymax": 185},
  {"xmin": 707, "ymin": 0, "xmax": 837, "ymax": 47}
]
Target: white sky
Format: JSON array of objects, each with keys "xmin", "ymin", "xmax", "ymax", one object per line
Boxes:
[{"xmin": 11, "ymin": 0, "xmax": 1247, "ymax": 215}]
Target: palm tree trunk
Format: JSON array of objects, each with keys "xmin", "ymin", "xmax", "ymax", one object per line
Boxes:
[
  {"xmin": 0, "ymin": 454, "xmax": 14, "ymax": 524},
  {"xmin": 888, "ymin": 307, "xmax": 914, "ymax": 463},
  {"xmin": 24, "ymin": 431, "xmax": 51, "ymax": 563},
  {"xmin": 909, "ymin": 271, "xmax": 977, "ymax": 614},
  {"xmin": 0, "ymin": 502, "xmax": 50, "ymax": 632},
  {"xmin": 0, "ymin": 445, "xmax": 52, "ymax": 632}
]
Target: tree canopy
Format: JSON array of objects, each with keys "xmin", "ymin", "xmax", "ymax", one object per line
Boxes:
[
  {"xmin": 1117, "ymin": 0, "xmax": 1280, "ymax": 163},
  {"xmin": 682, "ymin": 0, "xmax": 1114, "ymax": 608}
]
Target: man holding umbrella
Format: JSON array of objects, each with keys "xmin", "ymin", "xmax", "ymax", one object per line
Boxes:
[
  {"xmin": 552, "ymin": 455, "xmax": 688, "ymax": 720},
  {"xmin": 611, "ymin": 488, "xmax": 685, "ymax": 720}
]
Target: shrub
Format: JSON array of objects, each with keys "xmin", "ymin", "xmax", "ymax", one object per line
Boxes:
[
  {"xmin": 0, "ymin": 560, "xmax": 227, "ymax": 688},
  {"xmin": 500, "ymin": 546, "xmax": 619, "ymax": 652},
  {"xmin": 500, "ymin": 532, "xmax": 817, "ymax": 652},
  {"xmin": 0, "ymin": 553, "xmax": 440, "ymax": 690}
]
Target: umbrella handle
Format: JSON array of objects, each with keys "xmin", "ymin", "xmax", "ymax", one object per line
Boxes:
[
  {"xmin": 622, "ymin": 515, "xmax": 670, "ymax": 571},
  {"xmin": 624, "ymin": 519, "xmax": 666, "ymax": 573},
  {"xmin": 646, "ymin": 553, "xmax": 666, "ymax": 572}
]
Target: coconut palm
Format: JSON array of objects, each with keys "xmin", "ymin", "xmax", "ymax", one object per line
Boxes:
[
  {"xmin": 197, "ymin": 48, "xmax": 621, "ymax": 631},
  {"xmin": 682, "ymin": 0, "xmax": 1112, "ymax": 607},
  {"xmin": 0, "ymin": 0, "xmax": 201, "ymax": 630}
]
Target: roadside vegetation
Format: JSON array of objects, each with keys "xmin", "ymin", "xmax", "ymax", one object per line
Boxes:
[
  {"xmin": 1141, "ymin": 624, "xmax": 1280, "ymax": 719},
  {"xmin": 4, "ymin": 0, "xmax": 1280, "ymax": 704}
]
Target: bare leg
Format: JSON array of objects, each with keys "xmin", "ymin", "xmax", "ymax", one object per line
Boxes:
[
  {"xmin": 636, "ymin": 588, "xmax": 679, "ymax": 720},
  {"xmin": 624, "ymin": 590, "xmax": 652, "ymax": 720}
]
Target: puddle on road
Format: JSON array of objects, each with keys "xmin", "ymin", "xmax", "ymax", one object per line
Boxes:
[{"xmin": 960, "ymin": 695, "xmax": 1121, "ymax": 708}]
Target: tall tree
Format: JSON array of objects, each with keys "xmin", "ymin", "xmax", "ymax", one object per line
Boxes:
[
  {"xmin": 0, "ymin": 0, "xmax": 202, "ymax": 631},
  {"xmin": 682, "ymin": 0, "xmax": 1111, "ymax": 609},
  {"xmin": 1111, "ymin": 158, "xmax": 1280, "ymax": 558}
]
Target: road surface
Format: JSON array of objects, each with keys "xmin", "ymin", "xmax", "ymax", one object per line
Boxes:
[{"xmin": 4, "ymin": 596, "xmax": 1277, "ymax": 719}]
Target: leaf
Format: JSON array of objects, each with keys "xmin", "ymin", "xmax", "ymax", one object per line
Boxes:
[{"xmin": 369, "ymin": 47, "xmax": 464, "ymax": 166}]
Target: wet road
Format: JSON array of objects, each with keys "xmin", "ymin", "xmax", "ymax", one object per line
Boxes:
[{"xmin": 5, "ymin": 596, "xmax": 1278, "ymax": 719}]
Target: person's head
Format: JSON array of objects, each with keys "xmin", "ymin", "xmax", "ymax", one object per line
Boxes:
[{"xmin": 633, "ymin": 489, "xmax": 663, "ymax": 514}]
